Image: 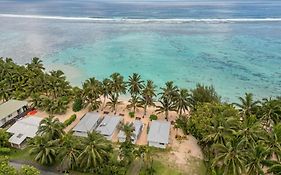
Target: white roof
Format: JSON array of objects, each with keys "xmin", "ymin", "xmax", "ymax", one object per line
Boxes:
[
  {"xmin": 0, "ymin": 100, "xmax": 28, "ymax": 120},
  {"xmin": 7, "ymin": 116, "xmax": 42, "ymax": 145},
  {"xmin": 96, "ymin": 115, "xmax": 122, "ymax": 136},
  {"xmin": 9, "ymin": 133, "xmax": 27, "ymax": 145},
  {"xmin": 73, "ymin": 112, "xmax": 100, "ymax": 133},
  {"xmin": 147, "ymin": 121, "xmax": 170, "ymax": 144},
  {"xmin": 118, "ymin": 120, "xmax": 143, "ymax": 140}
]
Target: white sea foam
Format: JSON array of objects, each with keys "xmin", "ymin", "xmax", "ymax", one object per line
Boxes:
[{"xmin": 1, "ymin": 14, "xmax": 281, "ymax": 23}]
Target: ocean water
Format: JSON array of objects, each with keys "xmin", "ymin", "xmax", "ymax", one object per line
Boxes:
[{"xmin": 0, "ymin": 0, "xmax": 281, "ymax": 102}]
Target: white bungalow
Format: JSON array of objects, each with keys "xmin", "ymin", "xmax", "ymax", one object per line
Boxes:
[
  {"xmin": 72, "ymin": 112, "xmax": 102, "ymax": 137},
  {"xmin": 118, "ymin": 120, "xmax": 143, "ymax": 144},
  {"xmin": 6, "ymin": 116, "xmax": 42, "ymax": 148},
  {"xmin": 96, "ymin": 115, "xmax": 122, "ymax": 140},
  {"xmin": 0, "ymin": 100, "xmax": 28, "ymax": 127},
  {"xmin": 147, "ymin": 120, "xmax": 171, "ymax": 148}
]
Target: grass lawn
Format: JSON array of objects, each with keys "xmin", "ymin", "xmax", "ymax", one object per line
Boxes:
[
  {"xmin": 150, "ymin": 160, "xmax": 183, "ymax": 175},
  {"xmin": 9, "ymin": 147, "xmax": 34, "ymax": 161},
  {"xmin": 186, "ymin": 156, "xmax": 206, "ymax": 175},
  {"xmin": 133, "ymin": 160, "xmax": 182, "ymax": 175}
]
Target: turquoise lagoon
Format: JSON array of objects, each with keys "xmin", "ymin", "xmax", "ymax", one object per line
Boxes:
[{"xmin": 0, "ymin": 17, "xmax": 280, "ymax": 102}]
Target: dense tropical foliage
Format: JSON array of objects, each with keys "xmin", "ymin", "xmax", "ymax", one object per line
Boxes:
[{"xmin": 176, "ymin": 93, "xmax": 281, "ymax": 175}]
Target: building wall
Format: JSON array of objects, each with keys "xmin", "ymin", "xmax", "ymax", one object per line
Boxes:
[
  {"xmin": 148, "ymin": 141, "xmax": 167, "ymax": 149},
  {"xmin": 119, "ymin": 137, "xmax": 126, "ymax": 143},
  {"xmin": 0, "ymin": 119, "xmax": 5, "ymax": 127},
  {"xmin": 0, "ymin": 111, "xmax": 19, "ymax": 127},
  {"xmin": 0, "ymin": 105, "xmax": 29, "ymax": 127}
]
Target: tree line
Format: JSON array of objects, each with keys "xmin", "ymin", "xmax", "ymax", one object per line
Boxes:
[{"xmin": 0, "ymin": 57, "xmax": 210, "ymax": 119}]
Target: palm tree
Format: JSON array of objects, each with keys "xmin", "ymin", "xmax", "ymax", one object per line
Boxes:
[
  {"xmin": 72, "ymin": 86, "xmax": 83, "ymax": 99},
  {"xmin": 140, "ymin": 80, "xmax": 156, "ymax": 116},
  {"xmin": 0, "ymin": 79, "xmax": 13, "ymax": 102},
  {"xmin": 119, "ymin": 123, "xmax": 136, "ymax": 166},
  {"xmin": 78, "ymin": 132, "xmax": 112, "ymax": 170},
  {"xmin": 106, "ymin": 94, "xmax": 121, "ymax": 113},
  {"xmin": 233, "ymin": 93, "xmax": 260, "ymax": 117},
  {"xmin": 246, "ymin": 144, "xmax": 267, "ymax": 175},
  {"xmin": 203, "ymin": 115, "xmax": 238, "ymax": 145},
  {"xmin": 127, "ymin": 95, "xmax": 141, "ymax": 113},
  {"xmin": 83, "ymin": 77, "xmax": 102, "ymax": 111},
  {"xmin": 259, "ymin": 98, "xmax": 281, "ymax": 130},
  {"xmin": 120, "ymin": 123, "xmax": 135, "ymax": 142},
  {"xmin": 127, "ymin": 73, "xmax": 144, "ymax": 97},
  {"xmin": 262, "ymin": 160, "xmax": 281, "ymax": 175},
  {"xmin": 37, "ymin": 116, "xmax": 65, "ymax": 139},
  {"xmin": 26, "ymin": 57, "xmax": 45, "ymax": 72},
  {"xmin": 47, "ymin": 70, "xmax": 70, "ymax": 98},
  {"xmin": 264, "ymin": 124, "xmax": 281, "ymax": 161},
  {"xmin": 156, "ymin": 97, "xmax": 175, "ymax": 120},
  {"xmin": 135, "ymin": 146, "xmax": 155, "ymax": 175},
  {"xmin": 101, "ymin": 78, "xmax": 111, "ymax": 110},
  {"xmin": 212, "ymin": 138, "xmax": 246, "ymax": 175},
  {"xmin": 29, "ymin": 136, "xmax": 58, "ymax": 165},
  {"xmin": 57, "ymin": 132, "xmax": 80, "ymax": 172},
  {"xmin": 174, "ymin": 88, "xmax": 192, "ymax": 115},
  {"xmin": 109, "ymin": 72, "xmax": 126, "ymax": 101},
  {"xmin": 45, "ymin": 97, "xmax": 69, "ymax": 114},
  {"xmin": 29, "ymin": 93, "xmax": 41, "ymax": 108},
  {"xmin": 237, "ymin": 115, "xmax": 266, "ymax": 148},
  {"xmin": 159, "ymin": 81, "xmax": 178, "ymax": 100}
]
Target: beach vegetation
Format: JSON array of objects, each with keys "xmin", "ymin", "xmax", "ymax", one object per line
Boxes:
[
  {"xmin": 0, "ymin": 129, "xmax": 10, "ymax": 147},
  {"xmin": 37, "ymin": 116, "xmax": 65, "ymax": 140},
  {"xmin": 127, "ymin": 95, "xmax": 141, "ymax": 113},
  {"xmin": 139, "ymin": 80, "xmax": 156, "ymax": 116},
  {"xmin": 72, "ymin": 97, "xmax": 83, "ymax": 112},
  {"xmin": 0, "ymin": 147, "xmax": 11, "ymax": 155},
  {"xmin": 127, "ymin": 73, "xmax": 144, "ymax": 98},
  {"xmin": 191, "ymin": 83, "xmax": 220, "ymax": 106},
  {"xmin": 149, "ymin": 114, "xmax": 158, "ymax": 121},
  {"xmin": 0, "ymin": 156, "xmax": 39, "ymax": 175},
  {"xmin": 18, "ymin": 165, "xmax": 40, "ymax": 175},
  {"xmin": 128, "ymin": 111, "xmax": 135, "ymax": 118},
  {"xmin": 63, "ymin": 114, "xmax": 77, "ymax": 127}
]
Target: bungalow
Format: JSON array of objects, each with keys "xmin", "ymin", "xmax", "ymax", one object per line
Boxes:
[
  {"xmin": 73, "ymin": 112, "xmax": 102, "ymax": 137},
  {"xmin": 6, "ymin": 116, "xmax": 42, "ymax": 148},
  {"xmin": 118, "ymin": 120, "xmax": 143, "ymax": 144},
  {"xmin": 0, "ymin": 100, "xmax": 28, "ymax": 128},
  {"xmin": 96, "ymin": 115, "xmax": 122, "ymax": 140},
  {"xmin": 147, "ymin": 120, "xmax": 171, "ymax": 149}
]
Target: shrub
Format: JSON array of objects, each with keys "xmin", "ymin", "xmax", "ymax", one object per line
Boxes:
[
  {"xmin": 19, "ymin": 165, "xmax": 40, "ymax": 175},
  {"xmin": 0, "ymin": 148, "xmax": 11, "ymax": 155},
  {"xmin": 64, "ymin": 114, "xmax": 77, "ymax": 127},
  {"xmin": 191, "ymin": 83, "xmax": 221, "ymax": 106},
  {"xmin": 0, "ymin": 129, "xmax": 9, "ymax": 147},
  {"xmin": 149, "ymin": 114, "xmax": 158, "ymax": 121},
  {"xmin": 128, "ymin": 112, "xmax": 135, "ymax": 118},
  {"xmin": 72, "ymin": 97, "xmax": 83, "ymax": 112},
  {"xmin": 0, "ymin": 156, "xmax": 17, "ymax": 175}
]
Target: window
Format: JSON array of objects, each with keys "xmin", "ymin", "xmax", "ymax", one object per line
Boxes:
[{"xmin": 160, "ymin": 143, "xmax": 165, "ymax": 145}]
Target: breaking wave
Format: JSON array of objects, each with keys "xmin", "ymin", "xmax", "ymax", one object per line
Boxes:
[{"xmin": 1, "ymin": 14, "xmax": 281, "ymax": 23}]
